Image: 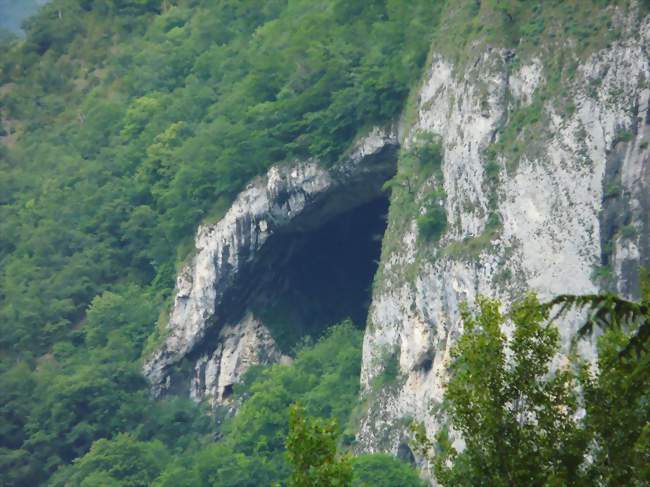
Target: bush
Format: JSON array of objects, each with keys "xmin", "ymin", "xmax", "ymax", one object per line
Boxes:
[
  {"xmin": 49, "ymin": 434, "xmax": 169, "ymax": 487},
  {"xmin": 372, "ymin": 346, "xmax": 401, "ymax": 390},
  {"xmin": 417, "ymin": 205, "xmax": 447, "ymax": 242},
  {"xmin": 430, "ymin": 295, "xmax": 588, "ymax": 485},
  {"xmin": 613, "ymin": 128, "xmax": 633, "ymax": 146}
]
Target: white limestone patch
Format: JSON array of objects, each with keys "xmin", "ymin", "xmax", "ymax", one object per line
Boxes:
[{"xmin": 510, "ymin": 59, "xmax": 543, "ymax": 105}]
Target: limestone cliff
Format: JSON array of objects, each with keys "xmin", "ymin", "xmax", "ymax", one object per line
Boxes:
[{"xmin": 357, "ymin": 8, "xmax": 649, "ymax": 473}]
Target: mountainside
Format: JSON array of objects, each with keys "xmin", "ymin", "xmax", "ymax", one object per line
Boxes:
[
  {"xmin": 1, "ymin": 1, "xmax": 649, "ymax": 485},
  {"xmin": 143, "ymin": 0, "xmax": 650, "ymax": 480},
  {"xmin": 0, "ymin": 1, "xmax": 436, "ymax": 484}
]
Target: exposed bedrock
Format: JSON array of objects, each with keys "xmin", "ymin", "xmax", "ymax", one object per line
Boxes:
[
  {"xmin": 357, "ymin": 15, "xmax": 650, "ymax": 471},
  {"xmin": 143, "ymin": 126, "xmax": 398, "ymax": 400}
]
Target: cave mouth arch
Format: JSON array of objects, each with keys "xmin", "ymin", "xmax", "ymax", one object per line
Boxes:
[{"xmin": 246, "ymin": 196, "xmax": 390, "ymax": 353}]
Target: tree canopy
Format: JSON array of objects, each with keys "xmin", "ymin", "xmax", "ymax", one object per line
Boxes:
[{"xmin": 422, "ymin": 292, "xmax": 650, "ymax": 486}]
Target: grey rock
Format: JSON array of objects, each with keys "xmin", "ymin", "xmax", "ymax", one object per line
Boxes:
[
  {"xmin": 143, "ymin": 126, "xmax": 398, "ymax": 400},
  {"xmin": 358, "ymin": 16, "xmax": 650, "ymax": 476}
]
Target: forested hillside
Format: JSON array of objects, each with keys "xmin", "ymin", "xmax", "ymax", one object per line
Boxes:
[
  {"xmin": 1, "ymin": 0, "xmax": 649, "ymax": 486},
  {"xmin": 0, "ymin": 0, "xmax": 435, "ymax": 484}
]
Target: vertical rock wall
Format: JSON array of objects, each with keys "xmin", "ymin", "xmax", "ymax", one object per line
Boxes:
[{"xmin": 358, "ymin": 13, "xmax": 650, "ymax": 470}]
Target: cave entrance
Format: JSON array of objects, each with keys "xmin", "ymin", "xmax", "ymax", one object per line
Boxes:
[{"xmin": 250, "ymin": 196, "xmax": 389, "ymax": 353}]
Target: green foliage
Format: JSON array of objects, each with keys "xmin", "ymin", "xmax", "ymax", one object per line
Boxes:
[
  {"xmin": 1, "ymin": 1, "xmax": 645, "ymax": 485},
  {"xmin": 411, "ymin": 133, "xmax": 444, "ymax": 172},
  {"xmin": 384, "ymin": 133, "xmax": 448, "ymax": 245},
  {"xmin": 545, "ymin": 268, "xmax": 650, "ymax": 485},
  {"xmin": 84, "ymin": 286, "xmax": 158, "ymax": 355},
  {"xmin": 50, "ymin": 433, "xmax": 170, "ymax": 487},
  {"xmin": 441, "ymin": 226, "xmax": 499, "ymax": 260},
  {"xmin": 371, "ymin": 346, "xmax": 401, "ymax": 391},
  {"xmin": 620, "ymin": 223, "xmax": 638, "ymax": 240},
  {"xmin": 18, "ymin": 322, "xmax": 363, "ymax": 486},
  {"xmin": 432, "ymin": 0, "xmax": 633, "ymax": 65},
  {"xmin": 152, "ymin": 442, "xmax": 277, "ymax": 487},
  {"xmin": 605, "ymin": 181, "xmax": 622, "ymax": 198},
  {"xmin": 0, "ymin": 0, "xmax": 440, "ymax": 363},
  {"xmin": 641, "ymin": 267, "xmax": 650, "ymax": 302},
  {"xmin": 417, "ymin": 205, "xmax": 447, "ymax": 242},
  {"xmin": 547, "ymin": 267, "xmax": 650, "ymax": 357},
  {"xmin": 591, "ymin": 264, "xmax": 616, "ymax": 289},
  {"xmin": 613, "ymin": 128, "xmax": 634, "ymax": 146},
  {"xmin": 351, "ymin": 454, "xmax": 426, "ymax": 487},
  {"xmin": 225, "ymin": 322, "xmax": 362, "ymax": 459},
  {"xmin": 286, "ymin": 403, "xmax": 353, "ymax": 487},
  {"xmin": 489, "ymin": 97, "xmax": 546, "ymax": 173},
  {"xmin": 544, "ymin": 268, "xmax": 650, "ymax": 482},
  {"xmin": 0, "ymin": 284, "xmax": 210, "ymax": 485},
  {"xmin": 103, "ymin": 322, "xmax": 362, "ymax": 486},
  {"xmin": 403, "ymin": 133, "xmax": 444, "ymax": 181},
  {"xmin": 576, "ymin": 330, "xmax": 650, "ymax": 484},
  {"xmin": 430, "ymin": 295, "xmax": 588, "ymax": 486},
  {"xmin": 284, "ymin": 406, "xmax": 426, "ymax": 487},
  {"xmin": 419, "ymin": 289, "xmax": 650, "ymax": 486}
]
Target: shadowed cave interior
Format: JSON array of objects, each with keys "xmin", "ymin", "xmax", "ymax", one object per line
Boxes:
[{"xmin": 250, "ymin": 196, "xmax": 390, "ymax": 353}]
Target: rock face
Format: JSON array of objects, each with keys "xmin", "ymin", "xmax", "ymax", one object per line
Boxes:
[
  {"xmin": 357, "ymin": 12, "xmax": 650, "ymax": 471},
  {"xmin": 189, "ymin": 313, "xmax": 286, "ymax": 408},
  {"xmin": 143, "ymin": 126, "xmax": 398, "ymax": 400}
]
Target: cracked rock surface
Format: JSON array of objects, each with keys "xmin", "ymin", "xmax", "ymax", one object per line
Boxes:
[{"xmin": 144, "ymin": 127, "xmax": 398, "ymax": 400}]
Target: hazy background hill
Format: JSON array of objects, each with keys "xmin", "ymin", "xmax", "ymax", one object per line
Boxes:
[{"xmin": 0, "ymin": 0, "xmax": 48, "ymax": 35}]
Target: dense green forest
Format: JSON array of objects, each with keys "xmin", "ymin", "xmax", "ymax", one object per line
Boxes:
[
  {"xmin": 0, "ymin": 0, "xmax": 435, "ymax": 484},
  {"xmin": 1, "ymin": 0, "xmax": 649, "ymax": 485}
]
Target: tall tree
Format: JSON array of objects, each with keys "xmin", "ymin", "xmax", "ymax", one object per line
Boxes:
[
  {"xmin": 286, "ymin": 404, "xmax": 352, "ymax": 487},
  {"xmin": 424, "ymin": 295, "xmax": 588, "ymax": 486}
]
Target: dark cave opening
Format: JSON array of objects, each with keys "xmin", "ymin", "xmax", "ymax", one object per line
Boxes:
[
  {"xmin": 222, "ymin": 384, "xmax": 234, "ymax": 400},
  {"xmin": 251, "ymin": 196, "xmax": 390, "ymax": 353}
]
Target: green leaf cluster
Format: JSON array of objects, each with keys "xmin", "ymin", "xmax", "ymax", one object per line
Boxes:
[
  {"xmin": 284, "ymin": 406, "xmax": 427, "ymax": 487},
  {"xmin": 44, "ymin": 321, "xmax": 423, "ymax": 486},
  {"xmin": 428, "ymin": 292, "xmax": 650, "ymax": 486},
  {"xmin": 286, "ymin": 403, "xmax": 352, "ymax": 487},
  {"xmin": 0, "ymin": 0, "xmax": 440, "ymax": 360},
  {"xmin": 351, "ymin": 454, "xmax": 426, "ymax": 487}
]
